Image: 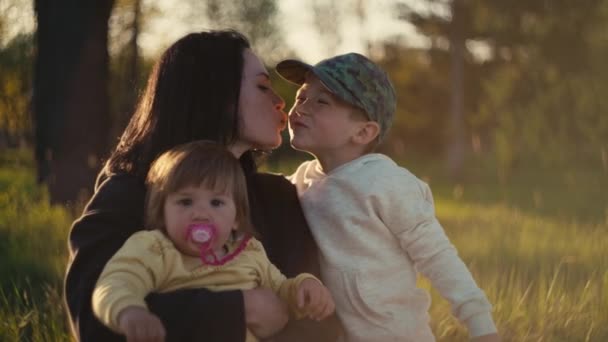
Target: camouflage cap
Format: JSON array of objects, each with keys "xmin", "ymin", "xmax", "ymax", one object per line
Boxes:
[{"xmin": 276, "ymin": 52, "xmax": 396, "ymax": 143}]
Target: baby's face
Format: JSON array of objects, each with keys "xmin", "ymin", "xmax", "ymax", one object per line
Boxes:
[
  {"xmin": 164, "ymin": 183, "xmax": 238, "ymax": 257},
  {"xmin": 288, "ymin": 74, "xmax": 367, "ymax": 157}
]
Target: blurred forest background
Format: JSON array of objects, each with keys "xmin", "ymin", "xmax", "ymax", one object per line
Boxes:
[{"xmin": 0, "ymin": 0, "xmax": 606, "ymax": 341}]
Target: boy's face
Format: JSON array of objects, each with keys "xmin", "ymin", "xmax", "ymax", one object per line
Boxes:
[
  {"xmin": 288, "ymin": 75, "xmax": 368, "ymax": 157},
  {"xmin": 164, "ymin": 183, "xmax": 238, "ymax": 257}
]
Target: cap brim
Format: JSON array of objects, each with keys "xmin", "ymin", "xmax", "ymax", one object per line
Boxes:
[{"xmin": 275, "ymin": 60, "xmax": 314, "ymax": 85}]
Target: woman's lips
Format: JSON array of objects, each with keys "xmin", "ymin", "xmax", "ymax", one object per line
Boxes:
[
  {"xmin": 279, "ymin": 119, "xmax": 287, "ymax": 131},
  {"xmin": 278, "ymin": 111, "xmax": 287, "ymax": 130}
]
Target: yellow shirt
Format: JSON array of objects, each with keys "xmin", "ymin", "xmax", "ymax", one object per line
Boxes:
[{"xmin": 93, "ymin": 230, "xmax": 317, "ymax": 340}]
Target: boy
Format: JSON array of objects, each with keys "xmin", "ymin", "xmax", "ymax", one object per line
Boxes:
[{"xmin": 276, "ymin": 53, "xmax": 500, "ymax": 342}]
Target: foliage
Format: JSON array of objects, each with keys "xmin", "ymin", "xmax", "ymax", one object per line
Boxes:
[
  {"xmin": 0, "ymin": 149, "xmax": 73, "ymax": 341},
  {"xmin": 0, "ymin": 149, "xmax": 73, "ymax": 290},
  {"xmin": 397, "ymin": 152, "xmax": 608, "ymax": 225},
  {"xmin": 0, "ymin": 33, "xmax": 34, "ymax": 147},
  {"xmin": 191, "ymin": 0, "xmax": 289, "ymax": 63},
  {"xmin": 391, "ymin": 0, "xmax": 608, "ymax": 179}
]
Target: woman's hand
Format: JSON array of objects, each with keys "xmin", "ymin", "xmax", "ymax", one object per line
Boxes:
[
  {"xmin": 118, "ymin": 306, "xmax": 166, "ymax": 342},
  {"xmin": 243, "ymin": 287, "xmax": 289, "ymax": 338},
  {"xmin": 297, "ymin": 279, "xmax": 335, "ymax": 321}
]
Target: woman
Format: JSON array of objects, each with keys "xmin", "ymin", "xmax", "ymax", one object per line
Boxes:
[{"xmin": 64, "ymin": 30, "xmax": 336, "ymax": 341}]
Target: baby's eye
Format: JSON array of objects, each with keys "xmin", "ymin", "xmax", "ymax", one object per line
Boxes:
[
  {"xmin": 177, "ymin": 198, "xmax": 192, "ymax": 206},
  {"xmin": 210, "ymin": 198, "xmax": 225, "ymax": 207}
]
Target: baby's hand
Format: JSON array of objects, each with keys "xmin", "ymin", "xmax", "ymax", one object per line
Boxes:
[
  {"xmin": 118, "ymin": 306, "xmax": 166, "ymax": 342},
  {"xmin": 297, "ymin": 278, "xmax": 335, "ymax": 321}
]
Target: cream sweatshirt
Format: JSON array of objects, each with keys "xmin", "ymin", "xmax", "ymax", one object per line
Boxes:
[{"xmin": 289, "ymin": 153, "xmax": 496, "ymax": 342}]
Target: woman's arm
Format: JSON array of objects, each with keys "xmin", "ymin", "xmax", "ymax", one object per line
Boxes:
[
  {"xmin": 64, "ymin": 173, "xmax": 247, "ymax": 341},
  {"xmin": 247, "ymin": 173, "xmax": 320, "ymax": 277},
  {"xmin": 243, "ymin": 288, "xmax": 289, "ymax": 338}
]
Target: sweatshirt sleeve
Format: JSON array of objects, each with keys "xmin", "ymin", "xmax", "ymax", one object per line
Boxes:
[
  {"xmin": 92, "ymin": 231, "xmax": 169, "ymax": 332},
  {"xmin": 64, "ymin": 173, "xmax": 246, "ymax": 342},
  {"xmin": 375, "ymin": 169, "xmax": 497, "ymax": 337}
]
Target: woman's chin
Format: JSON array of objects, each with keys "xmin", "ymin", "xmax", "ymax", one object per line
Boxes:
[
  {"xmin": 254, "ymin": 138, "xmax": 282, "ymax": 151},
  {"xmin": 270, "ymin": 134, "xmax": 285, "ymax": 148}
]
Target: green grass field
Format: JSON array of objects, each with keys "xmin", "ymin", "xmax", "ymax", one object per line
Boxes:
[{"xmin": 1, "ymin": 149, "xmax": 607, "ymax": 341}]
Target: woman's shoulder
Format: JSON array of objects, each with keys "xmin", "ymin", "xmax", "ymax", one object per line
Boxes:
[
  {"xmin": 250, "ymin": 172, "xmax": 290, "ymax": 186},
  {"xmin": 85, "ymin": 171, "xmax": 146, "ymax": 214},
  {"xmin": 95, "ymin": 171, "xmax": 145, "ymax": 192},
  {"xmin": 249, "ymin": 172, "xmax": 297, "ymax": 196}
]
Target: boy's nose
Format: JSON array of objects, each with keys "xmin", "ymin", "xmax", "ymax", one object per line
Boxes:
[
  {"xmin": 291, "ymin": 101, "xmax": 307, "ymax": 117},
  {"xmin": 288, "ymin": 107, "xmax": 301, "ymax": 121}
]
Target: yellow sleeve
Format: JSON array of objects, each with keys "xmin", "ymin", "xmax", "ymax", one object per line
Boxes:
[
  {"xmin": 92, "ymin": 230, "xmax": 170, "ymax": 332},
  {"xmin": 251, "ymin": 239, "xmax": 320, "ymax": 318},
  {"xmin": 276, "ymin": 273, "xmax": 321, "ymax": 319}
]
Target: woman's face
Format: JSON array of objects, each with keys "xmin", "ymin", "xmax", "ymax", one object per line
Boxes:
[{"xmin": 236, "ymin": 49, "xmax": 286, "ymax": 153}]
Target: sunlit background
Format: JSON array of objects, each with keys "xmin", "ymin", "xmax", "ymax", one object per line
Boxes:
[{"xmin": 1, "ymin": 0, "xmax": 607, "ymax": 341}]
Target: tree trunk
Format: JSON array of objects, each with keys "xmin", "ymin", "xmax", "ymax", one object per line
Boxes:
[
  {"xmin": 114, "ymin": 0, "xmax": 141, "ymax": 140},
  {"xmin": 33, "ymin": 0, "xmax": 114, "ymax": 205},
  {"xmin": 447, "ymin": 0, "xmax": 466, "ymax": 180}
]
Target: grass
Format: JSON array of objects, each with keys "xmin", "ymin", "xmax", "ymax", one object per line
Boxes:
[
  {"xmin": 0, "ymin": 149, "xmax": 73, "ymax": 342},
  {"xmin": 427, "ymin": 200, "xmax": 607, "ymax": 341},
  {"xmin": 1, "ymin": 148, "xmax": 607, "ymax": 341}
]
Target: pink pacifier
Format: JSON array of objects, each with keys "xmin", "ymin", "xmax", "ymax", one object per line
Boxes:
[
  {"xmin": 186, "ymin": 223, "xmax": 219, "ymax": 264},
  {"xmin": 186, "ymin": 223, "xmax": 252, "ymax": 266}
]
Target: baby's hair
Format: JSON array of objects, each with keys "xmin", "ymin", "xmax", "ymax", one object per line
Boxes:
[{"xmin": 144, "ymin": 140, "xmax": 255, "ymax": 236}]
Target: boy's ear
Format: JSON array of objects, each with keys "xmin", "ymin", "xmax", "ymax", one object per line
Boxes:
[{"xmin": 352, "ymin": 121, "xmax": 380, "ymax": 146}]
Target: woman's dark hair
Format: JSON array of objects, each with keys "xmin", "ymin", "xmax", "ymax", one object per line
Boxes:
[{"xmin": 103, "ymin": 30, "xmax": 253, "ymax": 178}]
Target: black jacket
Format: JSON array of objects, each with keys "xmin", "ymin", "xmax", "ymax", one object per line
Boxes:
[{"xmin": 64, "ymin": 170, "xmax": 336, "ymax": 341}]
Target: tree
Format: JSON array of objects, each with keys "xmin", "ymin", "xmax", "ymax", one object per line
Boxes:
[
  {"xmin": 34, "ymin": 0, "xmax": 114, "ymax": 204},
  {"xmin": 108, "ymin": 0, "xmax": 147, "ymax": 141},
  {"xmin": 195, "ymin": 0, "xmax": 288, "ymax": 63},
  {"xmin": 310, "ymin": 0, "xmax": 343, "ymax": 56},
  {"xmin": 398, "ymin": 0, "xmax": 608, "ymax": 179},
  {"xmin": 399, "ymin": 0, "xmax": 470, "ymax": 179},
  {"xmin": 0, "ymin": 34, "xmax": 34, "ymax": 148},
  {"xmin": 0, "ymin": 0, "xmax": 35, "ymax": 147}
]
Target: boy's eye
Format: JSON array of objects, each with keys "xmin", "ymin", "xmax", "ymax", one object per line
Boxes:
[
  {"xmin": 177, "ymin": 198, "xmax": 192, "ymax": 206},
  {"xmin": 210, "ymin": 198, "xmax": 224, "ymax": 207},
  {"xmin": 317, "ymin": 98, "xmax": 329, "ymax": 105}
]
